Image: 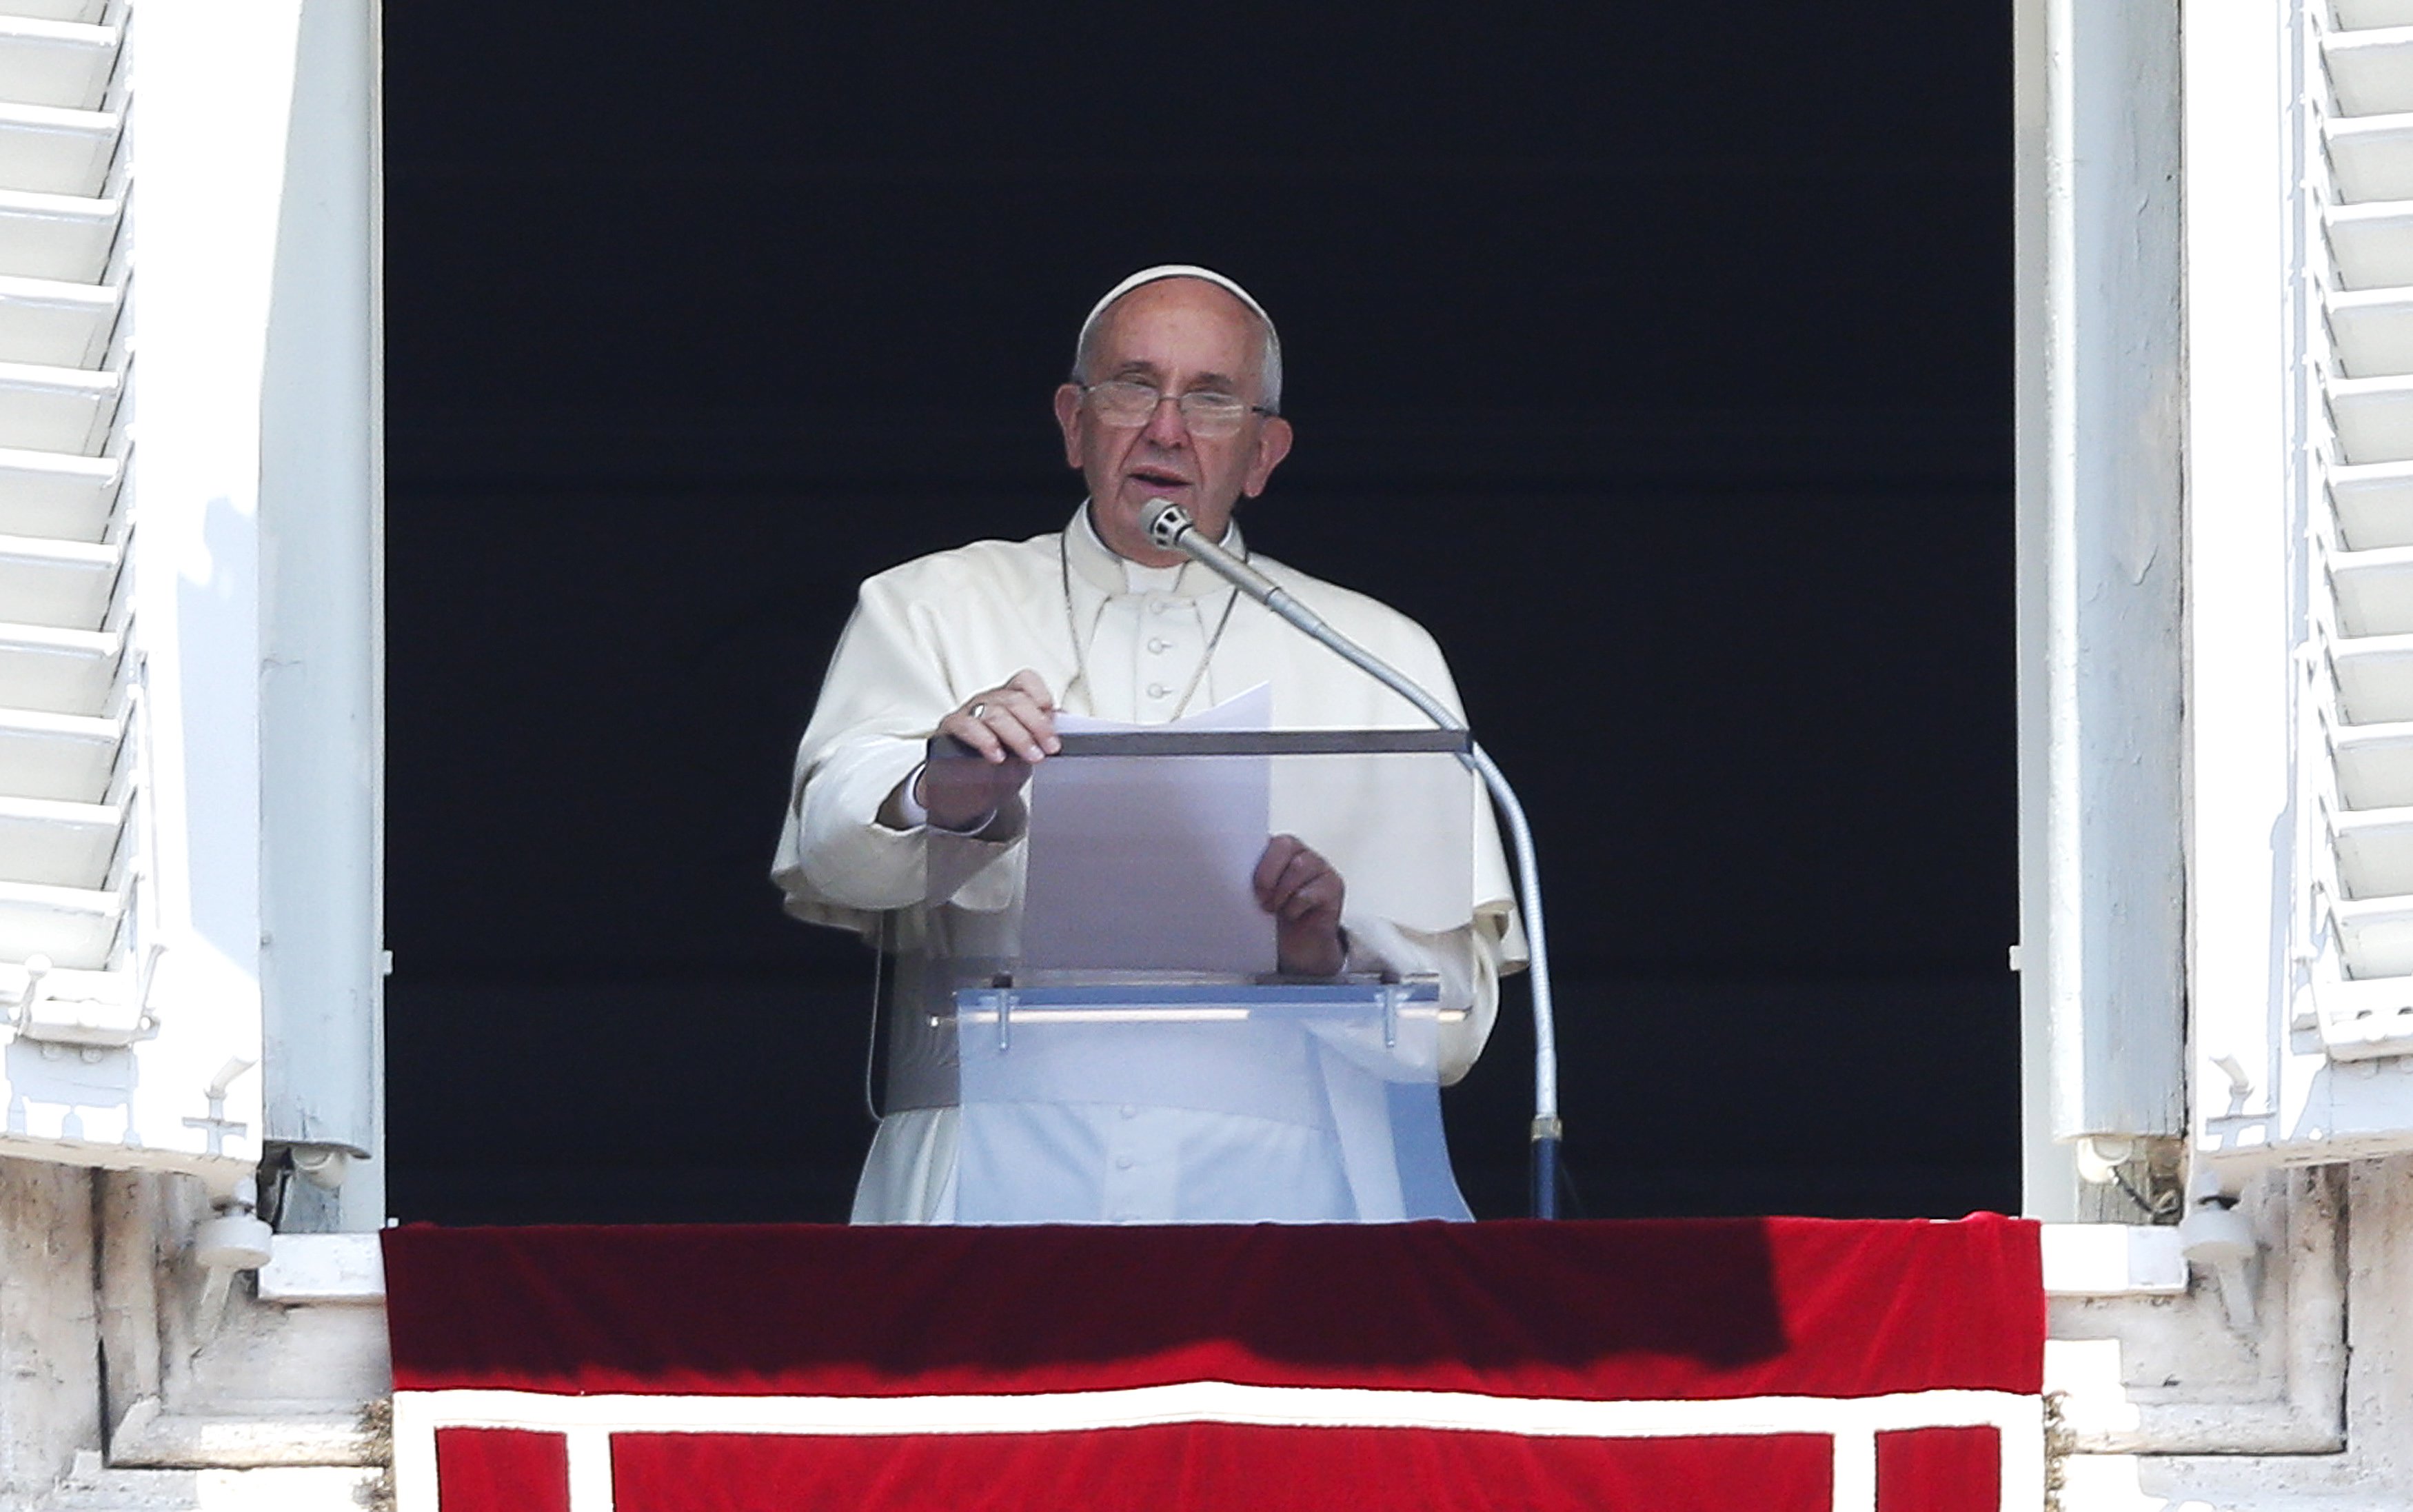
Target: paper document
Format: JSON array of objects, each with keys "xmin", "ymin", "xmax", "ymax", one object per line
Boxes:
[{"xmin": 1021, "ymin": 684, "xmax": 1277, "ymax": 975}]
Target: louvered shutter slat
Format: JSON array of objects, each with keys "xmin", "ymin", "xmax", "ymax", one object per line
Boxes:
[
  {"xmin": 2333, "ymin": 637, "xmax": 2413, "ymax": 721},
  {"xmin": 2328, "ymin": 28, "xmax": 2413, "ymax": 116},
  {"xmin": 2330, "ymin": 547, "xmax": 2413, "ymax": 634},
  {"xmin": 2325, "ymin": 375, "xmax": 2413, "ymax": 461},
  {"xmin": 0, "ymin": 451, "xmax": 119, "ymax": 540},
  {"xmin": 0, "ymin": 622, "xmax": 115, "ymax": 714},
  {"xmin": 0, "ymin": 190, "xmax": 123, "ymax": 283},
  {"xmin": 2332, "ymin": 723, "xmax": 2413, "ymax": 807},
  {"xmin": 0, "ymin": 18, "xmax": 114, "ymax": 112},
  {"xmin": 2326, "ymin": 203, "xmax": 2413, "ymax": 288},
  {"xmin": 0, "ymin": 706, "xmax": 113, "ymax": 800},
  {"xmin": 2328, "ymin": 463, "xmax": 2413, "ymax": 546},
  {"xmin": 2340, "ymin": 0, "xmax": 2413, "ymax": 27},
  {"xmin": 2335, "ymin": 900, "xmax": 2413, "ymax": 978},
  {"xmin": 2325, "ymin": 115, "xmax": 2413, "ymax": 203},
  {"xmin": 0, "ymin": 6, "xmax": 105, "ymax": 27},
  {"xmin": 0, "ymin": 878, "xmax": 117, "ymax": 969},
  {"xmin": 0, "ymin": 101, "xmax": 116, "ymax": 196},
  {"xmin": 2331, "ymin": 812, "xmax": 2413, "ymax": 899},
  {"xmin": 0, "ymin": 531, "xmax": 113, "ymax": 627},
  {"xmin": 0, "ymin": 361, "xmax": 116, "ymax": 452},
  {"xmin": 0, "ymin": 273, "xmax": 118, "ymax": 367},
  {"xmin": 2328, "ymin": 289, "xmax": 2413, "ymax": 374},
  {"xmin": 0, "ymin": 793, "xmax": 117, "ymax": 887}
]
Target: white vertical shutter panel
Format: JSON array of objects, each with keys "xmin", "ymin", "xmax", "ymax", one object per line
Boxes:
[
  {"xmin": 2308, "ymin": 6, "xmax": 2413, "ymax": 1060},
  {"xmin": 0, "ymin": 0, "xmax": 124, "ymax": 1009},
  {"xmin": 0, "ymin": 0, "xmax": 303, "ymax": 1180},
  {"xmin": 2189, "ymin": 1, "xmax": 2413, "ymax": 1176}
]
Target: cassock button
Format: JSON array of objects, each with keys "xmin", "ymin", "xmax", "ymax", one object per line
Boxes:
[
  {"xmin": 1120, "ymin": 1105, "xmax": 1138, "ymax": 1118},
  {"xmin": 1148, "ymin": 638, "xmax": 1170, "ymax": 654},
  {"xmin": 1115, "ymin": 1156, "xmax": 1133, "ymax": 1170},
  {"xmin": 1147, "ymin": 683, "xmax": 1169, "ymax": 698},
  {"xmin": 1149, "ymin": 601, "xmax": 1169, "ymax": 615}
]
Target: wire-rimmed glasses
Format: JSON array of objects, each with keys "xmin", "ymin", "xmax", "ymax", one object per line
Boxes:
[{"xmin": 1077, "ymin": 380, "xmax": 1275, "ymax": 438}]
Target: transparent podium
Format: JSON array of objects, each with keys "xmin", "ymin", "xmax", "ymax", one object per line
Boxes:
[{"xmin": 887, "ymin": 728, "xmax": 1482, "ymax": 1224}]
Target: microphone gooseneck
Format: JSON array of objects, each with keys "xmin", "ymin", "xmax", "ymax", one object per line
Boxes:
[{"xmin": 1142, "ymin": 498, "xmax": 1566, "ymax": 1218}]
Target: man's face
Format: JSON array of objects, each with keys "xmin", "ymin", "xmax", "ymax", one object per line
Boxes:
[{"xmin": 1053, "ymin": 279, "xmax": 1294, "ymax": 567}]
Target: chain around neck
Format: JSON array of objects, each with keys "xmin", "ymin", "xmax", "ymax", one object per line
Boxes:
[{"xmin": 1058, "ymin": 522, "xmax": 1243, "ymax": 721}]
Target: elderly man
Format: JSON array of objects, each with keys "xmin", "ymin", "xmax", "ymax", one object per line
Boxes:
[{"xmin": 775, "ymin": 265, "xmax": 1523, "ymax": 1223}]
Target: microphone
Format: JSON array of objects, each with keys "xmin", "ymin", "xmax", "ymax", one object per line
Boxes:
[
  {"xmin": 1144, "ymin": 499, "xmax": 1380, "ymax": 683},
  {"xmin": 1141, "ymin": 498, "xmax": 1568, "ymax": 1218}
]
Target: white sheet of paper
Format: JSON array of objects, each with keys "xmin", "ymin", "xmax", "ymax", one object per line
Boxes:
[{"xmin": 1020, "ymin": 683, "xmax": 1276, "ymax": 975}]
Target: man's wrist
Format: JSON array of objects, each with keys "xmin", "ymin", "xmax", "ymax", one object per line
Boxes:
[{"xmin": 896, "ymin": 761, "xmax": 997, "ymax": 836}]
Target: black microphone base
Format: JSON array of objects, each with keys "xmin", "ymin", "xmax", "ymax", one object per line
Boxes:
[{"xmin": 1531, "ymin": 1134, "xmax": 1562, "ymax": 1219}]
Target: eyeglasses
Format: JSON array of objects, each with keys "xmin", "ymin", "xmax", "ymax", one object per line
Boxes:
[{"xmin": 1078, "ymin": 380, "xmax": 1273, "ymax": 438}]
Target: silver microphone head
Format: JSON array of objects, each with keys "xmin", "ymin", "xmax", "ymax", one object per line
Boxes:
[{"xmin": 1144, "ymin": 498, "xmax": 1193, "ymax": 550}]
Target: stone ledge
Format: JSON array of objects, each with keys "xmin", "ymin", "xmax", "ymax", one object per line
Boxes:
[
  {"xmin": 39, "ymin": 1451, "xmax": 378, "ymax": 1512},
  {"xmin": 106, "ymin": 1400, "xmax": 378, "ymax": 1470},
  {"xmin": 2044, "ymin": 1169, "xmax": 2347, "ymax": 1458}
]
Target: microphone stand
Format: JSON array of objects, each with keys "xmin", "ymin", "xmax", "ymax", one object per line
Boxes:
[{"xmin": 1147, "ymin": 503, "xmax": 1564, "ymax": 1218}]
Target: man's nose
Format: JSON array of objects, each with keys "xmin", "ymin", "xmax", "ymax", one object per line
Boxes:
[{"xmin": 1141, "ymin": 394, "xmax": 1191, "ymax": 447}]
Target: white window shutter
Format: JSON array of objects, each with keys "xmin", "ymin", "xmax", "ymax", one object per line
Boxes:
[
  {"xmin": 2315, "ymin": 8, "xmax": 2413, "ymax": 1062},
  {"xmin": 2192, "ymin": 0, "xmax": 2413, "ymax": 1176},
  {"xmin": 0, "ymin": 3, "xmax": 318, "ymax": 1191}
]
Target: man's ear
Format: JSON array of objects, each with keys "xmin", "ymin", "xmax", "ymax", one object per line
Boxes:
[
  {"xmin": 1052, "ymin": 384, "xmax": 1086, "ymax": 468},
  {"xmin": 1243, "ymin": 416, "xmax": 1294, "ymax": 498}
]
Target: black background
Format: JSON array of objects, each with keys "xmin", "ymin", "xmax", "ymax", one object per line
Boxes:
[{"xmin": 381, "ymin": 4, "xmax": 2017, "ymax": 1223}]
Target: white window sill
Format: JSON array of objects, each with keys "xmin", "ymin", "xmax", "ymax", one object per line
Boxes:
[
  {"xmin": 2039, "ymin": 1222, "xmax": 2187, "ymax": 1297},
  {"xmin": 256, "ymin": 1232, "xmax": 384, "ymax": 1304},
  {"xmin": 250, "ymin": 1224, "xmax": 2182, "ymax": 1306}
]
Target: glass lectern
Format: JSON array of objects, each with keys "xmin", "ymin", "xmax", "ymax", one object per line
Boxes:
[{"xmin": 882, "ymin": 728, "xmax": 1481, "ymax": 1224}]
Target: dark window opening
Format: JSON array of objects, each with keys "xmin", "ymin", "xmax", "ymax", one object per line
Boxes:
[{"xmin": 384, "ymin": 3, "xmax": 2017, "ymax": 1224}]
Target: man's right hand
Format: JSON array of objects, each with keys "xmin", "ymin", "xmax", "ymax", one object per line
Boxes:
[{"xmin": 895, "ymin": 669, "xmax": 1060, "ymax": 831}]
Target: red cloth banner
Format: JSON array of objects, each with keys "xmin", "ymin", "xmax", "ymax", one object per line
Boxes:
[{"xmin": 385, "ymin": 1216, "xmax": 2042, "ymax": 1512}]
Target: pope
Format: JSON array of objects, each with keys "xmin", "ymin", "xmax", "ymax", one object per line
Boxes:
[{"xmin": 774, "ymin": 265, "xmax": 1524, "ymax": 1223}]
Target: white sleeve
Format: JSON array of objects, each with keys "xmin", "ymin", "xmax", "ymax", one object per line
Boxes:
[
  {"xmin": 1337, "ymin": 909, "xmax": 1508, "ymax": 1085},
  {"xmin": 771, "ymin": 572, "xmax": 998, "ymax": 929},
  {"xmin": 780, "ymin": 732, "xmax": 930, "ymax": 915}
]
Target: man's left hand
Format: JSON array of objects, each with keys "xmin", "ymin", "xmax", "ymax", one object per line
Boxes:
[{"xmin": 1255, "ymin": 834, "xmax": 1346, "ymax": 976}]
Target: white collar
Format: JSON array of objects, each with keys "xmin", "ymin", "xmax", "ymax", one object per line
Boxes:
[{"xmin": 1067, "ymin": 502, "xmax": 1244, "ymax": 599}]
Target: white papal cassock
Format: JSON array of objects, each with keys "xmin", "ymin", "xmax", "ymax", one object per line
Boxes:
[{"xmin": 774, "ymin": 505, "xmax": 1525, "ymax": 1222}]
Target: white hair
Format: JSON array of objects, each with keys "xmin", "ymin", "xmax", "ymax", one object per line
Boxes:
[{"xmin": 1071, "ymin": 264, "xmax": 1284, "ymax": 414}]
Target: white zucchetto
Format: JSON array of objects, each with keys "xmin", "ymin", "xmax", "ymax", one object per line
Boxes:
[{"xmin": 1073, "ymin": 264, "xmax": 1284, "ymax": 412}]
